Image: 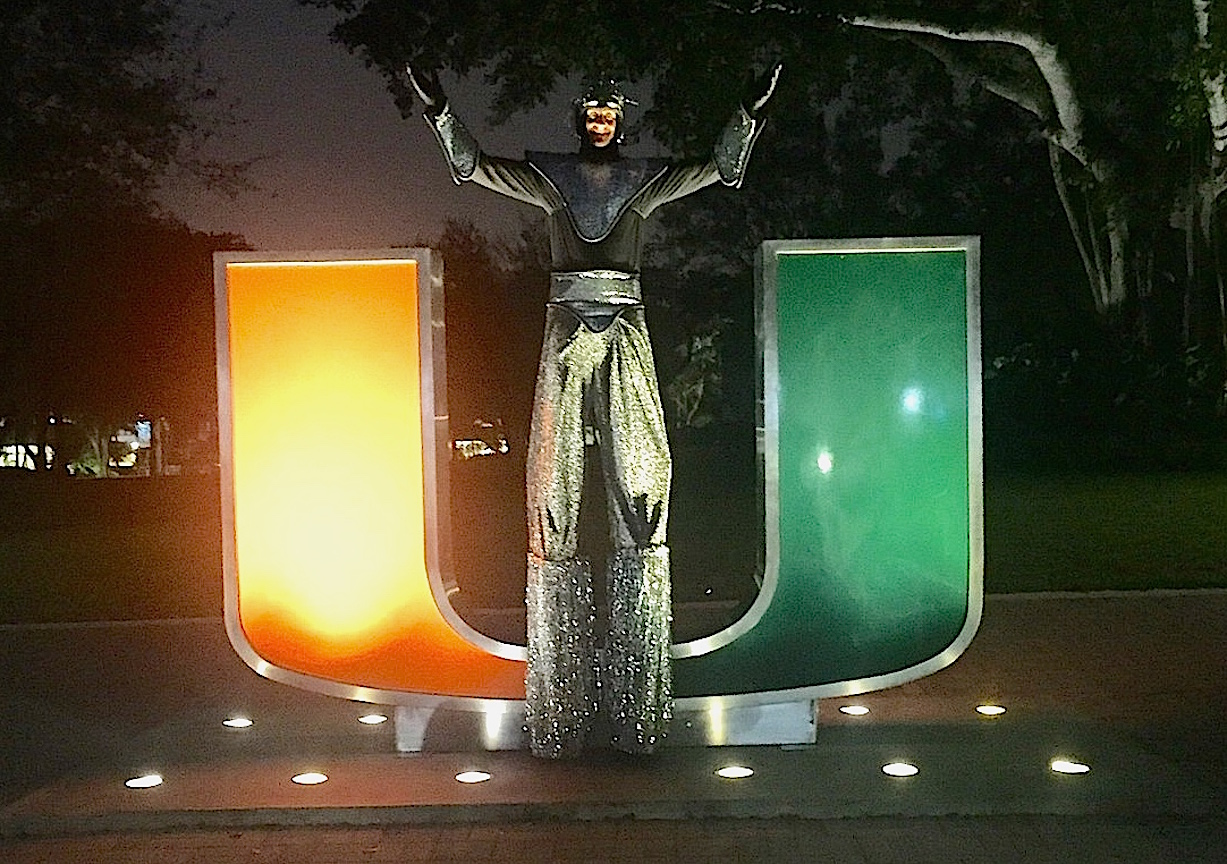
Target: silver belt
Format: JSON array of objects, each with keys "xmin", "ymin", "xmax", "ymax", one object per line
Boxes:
[{"xmin": 549, "ymin": 270, "xmax": 641, "ymax": 306}]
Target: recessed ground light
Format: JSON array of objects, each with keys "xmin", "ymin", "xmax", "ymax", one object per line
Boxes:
[
  {"xmin": 976, "ymin": 704, "xmax": 1006, "ymax": 717},
  {"xmin": 291, "ymin": 772, "xmax": 328, "ymax": 785},
  {"xmin": 839, "ymin": 705, "xmax": 870, "ymax": 716},
  {"xmin": 1050, "ymin": 759, "xmax": 1090, "ymax": 775},
  {"xmin": 455, "ymin": 771, "xmax": 491, "ymax": 784},
  {"xmin": 222, "ymin": 716, "xmax": 253, "ymax": 728},
  {"xmin": 357, "ymin": 713, "xmax": 388, "ymax": 725},
  {"xmin": 715, "ymin": 765, "xmax": 755, "ymax": 779},
  {"xmin": 124, "ymin": 773, "xmax": 163, "ymax": 789},
  {"xmin": 882, "ymin": 762, "xmax": 919, "ymax": 777}
]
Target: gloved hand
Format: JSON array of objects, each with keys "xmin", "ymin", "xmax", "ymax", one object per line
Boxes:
[
  {"xmin": 743, "ymin": 62, "xmax": 782, "ymax": 118},
  {"xmin": 406, "ymin": 66, "xmax": 447, "ymax": 116}
]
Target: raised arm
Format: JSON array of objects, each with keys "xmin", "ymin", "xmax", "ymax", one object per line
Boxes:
[
  {"xmin": 407, "ymin": 67, "xmax": 558, "ymax": 210},
  {"xmin": 717, "ymin": 62, "xmax": 782, "ymax": 186},
  {"xmin": 634, "ymin": 63, "xmax": 782, "ymax": 216}
]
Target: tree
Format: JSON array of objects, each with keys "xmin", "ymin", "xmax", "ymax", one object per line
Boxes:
[
  {"xmin": 837, "ymin": 5, "xmax": 1186, "ymax": 336},
  {"xmin": 0, "ymin": 205, "xmax": 243, "ymax": 473},
  {"xmin": 429, "ymin": 217, "xmax": 546, "ymax": 445},
  {"xmin": 840, "ymin": 2, "xmax": 1227, "ymax": 413},
  {"xmin": 307, "ymin": 0, "xmax": 1227, "ymax": 462},
  {"xmin": 305, "ymin": 1, "xmax": 1217, "ymax": 329},
  {"xmin": 646, "ymin": 26, "xmax": 1075, "ymax": 429},
  {"xmin": 1181, "ymin": 0, "xmax": 1227, "ymax": 370},
  {"xmin": 0, "ymin": 0, "xmax": 234, "ymax": 227},
  {"xmin": 1, "ymin": 1, "xmax": 243, "ymax": 473}
]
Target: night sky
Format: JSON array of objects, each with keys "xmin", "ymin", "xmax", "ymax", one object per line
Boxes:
[{"xmin": 159, "ymin": 0, "xmax": 633, "ymax": 251}]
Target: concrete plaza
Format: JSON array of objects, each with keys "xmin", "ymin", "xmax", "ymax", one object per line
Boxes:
[{"xmin": 1, "ymin": 591, "xmax": 1224, "ymax": 861}]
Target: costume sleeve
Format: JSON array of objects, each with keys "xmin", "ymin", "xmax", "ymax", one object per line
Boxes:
[
  {"xmin": 712, "ymin": 105, "xmax": 765, "ymax": 188},
  {"xmin": 632, "ymin": 105, "xmax": 765, "ymax": 217},
  {"xmin": 424, "ymin": 106, "xmax": 558, "ymax": 211}
]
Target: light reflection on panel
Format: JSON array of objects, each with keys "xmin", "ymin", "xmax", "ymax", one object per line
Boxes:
[
  {"xmin": 216, "ymin": 251, "xmax": 524, "ymax": 701},
  {"xmin": 673, "ymin": 236, "xmax": 982, "ymax": 704},
  {"xmin": 228, "ymin": 259, "xmax": 424, "ymax": 649}
]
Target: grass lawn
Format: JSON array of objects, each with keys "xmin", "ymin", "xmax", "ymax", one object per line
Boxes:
[
  {"xmin": 0, "ymin": 471, "xmax": 1223, "ymax": 625},
  {"xmin": 0, "ymin": 521, "xmax": 221, "ymax": 623},
  {"xmin": 984, "ymin": 472, "xmax": 1227, "ymax": 593},
  {"xmin": 0, "ymin": 476, "xmax": 223, "ymax": 625}
]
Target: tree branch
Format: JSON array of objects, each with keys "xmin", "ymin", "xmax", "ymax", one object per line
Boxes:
[
  {"xmin": 1048, "ymin": 140, "xmax": 1106, "ymax": 312},
  {"xmin": 848, "ymin": 15, "xmax": 1088, "ymax": 166},
  {"xmin": 903, "ymin": 32, "xmax": 1050, "ymax": 122}
]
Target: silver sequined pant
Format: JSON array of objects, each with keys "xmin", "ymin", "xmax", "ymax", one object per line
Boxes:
[{"xmin": 525, "ymin": 305, "xmax": 673, "ymax": 758}]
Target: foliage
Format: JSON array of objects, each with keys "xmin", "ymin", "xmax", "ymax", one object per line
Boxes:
[
  {"xmin": 646, "ymin": 28, "xmax": 1078, "ymax": 432},
  {"xmin": 651, "ymin": 28, "xmax": 1066, "ymax": 271},
  {"xmin": 0, "ymin": 206, "xmax": 244, "ymax": 472},
  {"xmin": 984, "ymin": 326, "xmax": 1227, "ymax": 470},
  {"xmin": 428, "ymin": 218, "xmax": 546, "ymax": 447},
  {"xmin": 662, "ymin": 314, "xmax": 731, "ymax": 430},
  {"xmin": 0, "ymin": 0, "xmax": 234, "ymax": 226},
  {"xmin": 311, "ymin": 0, "xmax": 1227, "ymax": 458},
  {"xmin": 305, "ymin": 0, "xmax": 842, "ymax": 136},
  {"xmin": 309, "ymin": 1, "xmax": 1222, "ymax": 327},
  {"xmin": 0, "ymin": 1, "xmax": 244, "ymax": 472}
]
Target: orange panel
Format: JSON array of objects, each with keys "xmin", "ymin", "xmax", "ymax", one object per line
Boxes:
[{"xmin": 220, "ymin": 256, "xmax": 524, "ymax": 699}]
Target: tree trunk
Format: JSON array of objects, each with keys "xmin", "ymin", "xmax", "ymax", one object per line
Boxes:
[
  {"xmin": 1049, "ymin": 142, "xmax": 1109, "ymax": 311},
  {"xmin": 1194, "ymin": 0, "xmax": 1227, "ymax": 391},
  {"xmin": 1104, "ymin": 200, "xmax": 1131, "ymax": 313}
]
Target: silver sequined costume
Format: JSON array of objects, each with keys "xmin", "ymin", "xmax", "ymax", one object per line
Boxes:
[{"xmin": 425, "ymin": 101, "xmax": 762, "ymax": 757}]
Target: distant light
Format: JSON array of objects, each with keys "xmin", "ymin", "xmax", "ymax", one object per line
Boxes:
[
  {"xmin": 291, "ymin": 772, "xmax": 328, "ymax": 785},
  {"xmin": 882, "ymin": 762, "xmax": 919, "ymax": 777},
  {"xmin": 125, "ymin": 773, "xmax": 163, "ymax": 789},
  {"xmin": 1050, "ymin": 759, "xmax": 1090, "ymax": 775},
  {"xmin": 839, "ymin": 705, "xmax": 870, "ymax": 716},
  {"xmin": 358, "ymin": 713, "xmax": 388, "ymax": 725},
  {"xmin": 816, "ymin": 449, "xmax": 834, "ymax": 474},
  {"xmin": 716, "ymin": 765, "xmax": 754, "ymax": 779},
  {"xmin": 976, "ymin": 704, "xmax": 1006, "ymax": 717},
  {"xmin": 222, "ymin": 716, "xmax": 253, "ymax": 728},
  {"xmin": 901, "ymin": 387, "xmax": 924, "ymax": 414},
  {"xmin": 455, "ymin": 770, "xmax": 491, "ymax": 784}
]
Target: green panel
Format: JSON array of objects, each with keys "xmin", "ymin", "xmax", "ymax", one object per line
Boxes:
[{"xmin": 674, "ymin": 239, "xmax": 982, "ymax": 699}]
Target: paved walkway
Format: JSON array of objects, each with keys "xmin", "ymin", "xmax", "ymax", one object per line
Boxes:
[
  {"xmin": 1, "ymin": 591, "xmax": 1225, "ymax": 861},
  {"xmin": 3, "ymin": 815, "xmax": 1225, "ymax": 863}
]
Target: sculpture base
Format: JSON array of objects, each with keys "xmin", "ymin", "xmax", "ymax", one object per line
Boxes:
[{"xmin": 394, "ymin": 700, "xmax": 817, "ymax": 753}]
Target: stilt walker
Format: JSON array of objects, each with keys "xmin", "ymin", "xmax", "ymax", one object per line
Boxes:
[{"xmin": 409, "ymin": 66, "xmax": 781, "ymax": 757}]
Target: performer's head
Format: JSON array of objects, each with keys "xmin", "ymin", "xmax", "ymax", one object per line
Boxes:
[
  {"xmin": 575, "ymin": 79, "xmax": 627, "ymax": 151},
  {"xmin": 584, "ymin": 105, "xmax": 619, "ymax": 148}
]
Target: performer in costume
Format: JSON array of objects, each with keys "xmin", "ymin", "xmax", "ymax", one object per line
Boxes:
[{"xmin": 409, "ymin": 67, "xmax": 780, "ymax": 758}]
